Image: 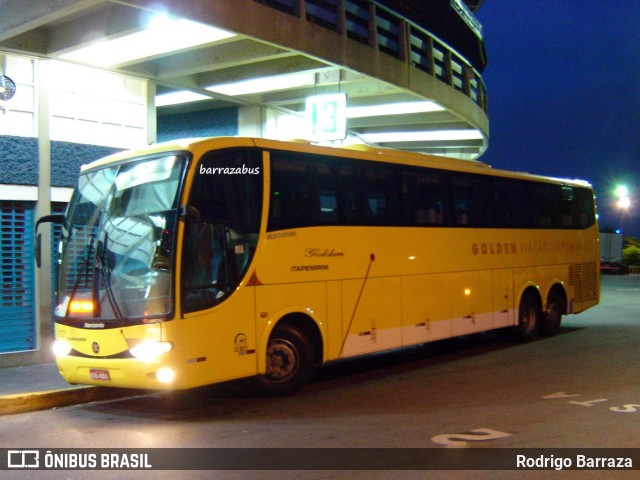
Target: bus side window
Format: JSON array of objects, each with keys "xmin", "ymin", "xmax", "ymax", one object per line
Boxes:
[
  {"xmin": 531, "ymin": 183, "xmax": 562, "ymax": 229},
  {"xmin": 182, "ymin": 209, "xmax": 231, "ymax": 312},
  {"xmin": 183, "ymin": 150, "xmax": 262, "ymax": 313},
  {"xmin": 269, "ymin": 157, "xmax": 311, "ymax": 230},
  {"xmin": 400, "ymin": 167, "xmax": 444, "ymax": 226},
  {"xmin": 315, "ymin": 160, "xmax": 338, "ymax": 224},
  {"xmin": 319, "ymin": 192, "xmax": 337, "ymax": 222},
  {"xmin": 338, "ymin": 162, "xmax": 359, "ymax": 225},
  {"xmin": 492, "ymin": 180, "xmax": 532, "ymax": 228},
  {"xmin": 560, "ymin": 186, "xmax": 595, "ymax": 229},
  {"xmin": 195, "ymin": 222, "xmax": 213, "ymax": 285},
  {"xmin": 574, "ymin": 187, "xmax": 595, "ymax": 228},
  {"xmin": 361, "ymin": 163, "xmax": 388, "ymax": 225},
  {"xmin": 561, "ymin": 186, "xmax": 575, "ymax": 228},
  {"xmin": 451, "ymin": 177, "xmax": 474, "ymax": 227}
]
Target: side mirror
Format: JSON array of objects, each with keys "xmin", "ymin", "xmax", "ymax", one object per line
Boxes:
[
  {"xmin": 34, "ymin": 214, "xmax": 65, "ymax": 268},
  {"xmin": 35, "ymin": 214, "xmax": 65, "ymax": 232}
]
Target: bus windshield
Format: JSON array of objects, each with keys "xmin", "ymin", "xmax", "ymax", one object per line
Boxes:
[{"xmin": 55, "ymin": 154, "xmax": 186, "ymax": 324}]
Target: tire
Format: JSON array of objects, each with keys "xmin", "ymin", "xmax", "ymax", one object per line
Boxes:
[
  {"xmin": 254, "ymin": 324, "xmax": 314, "ymax": 396},
  {"xmin": 515, "ymin": 291, "xmax": 541, "ymax": 342},
  {"xmin": 541, "ymin": 290, "xmax": 565, "ymax": 336}
]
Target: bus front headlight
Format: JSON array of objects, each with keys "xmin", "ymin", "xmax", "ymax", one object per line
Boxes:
[
  {"xmin": 156, "ymin": 367, "xmax": 176, "ymax": 384},
  {"xmin": 130, "ymin": 341, "xmax": 173, "ymax": 361},
  {"xmin": 52, "ymin": 340, "xmax": 72, "ymax": 357}
]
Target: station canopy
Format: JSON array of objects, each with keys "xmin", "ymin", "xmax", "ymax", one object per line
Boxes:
[{"xmin": 0, "ymin": 0, "xmax": 488, "ymax": 158}]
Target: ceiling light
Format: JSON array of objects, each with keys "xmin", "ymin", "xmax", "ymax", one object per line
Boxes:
[
  {"xmin": 347, "ymin": 101, "xmax": 444, "ymax": 118},
  {"xmin": 206, "ymin": 72, "xmax": 315, "ymax": 96},
  {"xmin": 360, "ymin": 129, "xmax": 484, "ymax": 143},
  {"xmin": 155, "ymin": 90, "xmax": 211, "ymax": 106},
  {"xmin": 60, "ymin": 18, "xmax": 236, "ymax": 67}
]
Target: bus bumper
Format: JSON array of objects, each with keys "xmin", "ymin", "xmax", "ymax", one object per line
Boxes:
[{"xmin": 54, "ymin": 355, "xmax": 189, "ymax": 391}]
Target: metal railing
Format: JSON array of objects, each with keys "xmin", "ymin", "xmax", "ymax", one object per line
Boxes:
[{"xmin": 253, "ymin": 0, "xmax": 488, "ymax": 114}]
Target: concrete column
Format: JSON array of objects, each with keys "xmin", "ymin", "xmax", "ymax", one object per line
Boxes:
[
  {"xmin": 146, "ymin": 79, "xmax": 157, "ymax": 144},
  {"xmin": 238, "ymin": 105, "xmax": 264, "ymax": 138},
  {"xmin": 34, "ymin": 58, "xmax": 54, "ymax": 361}
]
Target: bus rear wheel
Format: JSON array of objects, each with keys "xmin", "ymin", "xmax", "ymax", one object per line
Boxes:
[
  {"xmin": 515, "ymin": 291, "xmax": 541, "ymax": 342},
  {"xmin": 254, "ymin": 324, "xmax": 314, "ymax": 396},
  {"xmin": 541, "ymin": 290, "xmax": 565, "ymax": 336}
]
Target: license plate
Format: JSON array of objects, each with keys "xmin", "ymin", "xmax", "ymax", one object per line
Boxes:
[{"xmin": 90, "ymin": 369, "xmax": 111, "ymax": 381}]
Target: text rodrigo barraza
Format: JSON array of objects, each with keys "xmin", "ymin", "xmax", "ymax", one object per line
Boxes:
[{"xmin": 516, "ymin": 454, "xmax": 633, "ymax": 470}]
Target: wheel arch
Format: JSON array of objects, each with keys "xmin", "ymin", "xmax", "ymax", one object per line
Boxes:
[
  {"xmin": 545, "ymin": 282, "xmax": 568, "ymax": 315},
  {"xmin": 517, "ymin": 283, "xmax": 543, "ymax": 310},
  {"xmin": 257, "ymin": 310, "xmax": 324, "ymax": 374}
]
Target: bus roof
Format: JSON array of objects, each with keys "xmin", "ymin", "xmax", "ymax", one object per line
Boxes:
[{"xmin": 80, "ymin": 136, "xmax": 592, "ymax": 189}]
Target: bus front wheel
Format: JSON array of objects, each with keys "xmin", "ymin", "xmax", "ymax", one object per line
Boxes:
[
  {"xmin": 254, "ymin": 324, "xmax": 314, "ymax": 395},
  {"xmin": 515, "ymin": 291, "xmax": 541, "ymax": 342}
]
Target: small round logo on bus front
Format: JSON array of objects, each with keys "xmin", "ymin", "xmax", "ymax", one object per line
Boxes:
[{"xmin": 92, "ymin": 342, "xmax": 100, "ymax": 354}]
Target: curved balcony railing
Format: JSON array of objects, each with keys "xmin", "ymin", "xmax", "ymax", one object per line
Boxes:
[{"xmin": 254, "ymin": 0, "xmax": 488, "ymax": 114}]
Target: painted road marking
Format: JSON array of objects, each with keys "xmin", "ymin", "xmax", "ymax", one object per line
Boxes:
[
  {"xmin": 431, "ymin": 428, "xmax": 511, "ymax": 447},
  {"xmin": 543, "ymin": 391, "xmax": 640, "ymax": 413}
]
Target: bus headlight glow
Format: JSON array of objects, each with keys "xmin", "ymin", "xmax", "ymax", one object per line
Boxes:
[
  {"xmin": 156, "ymin": 367, "xmax": 176, "ymax": 384},
  {"xmin": 52, "ymin": 340, "xmax": 72, "ymax": 357},
  {"xmin": 130, "ymin": 341, "xmax": 173, "ymax": 361}
]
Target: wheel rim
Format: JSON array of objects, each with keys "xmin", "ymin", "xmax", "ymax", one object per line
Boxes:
[
  {"xmin": 547, "ymin": 300, "xmax": 562, "ymax": 324},
  {"xmin": 266, "ymin": 339, "xmax": 298, "ymax": 381},
  {"xmin": 521, "ymin": 304, "xmax": 537, "ymax": 333}
]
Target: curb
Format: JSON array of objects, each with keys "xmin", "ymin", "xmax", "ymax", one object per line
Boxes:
[{"xmin": 0, "ymin": 387, "xmax": 141, "ymax": 416}]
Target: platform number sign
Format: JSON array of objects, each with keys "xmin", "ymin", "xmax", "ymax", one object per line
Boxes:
[{"xmin": 306, "ymin": 93, "xmax": 347, "ymax": 142}]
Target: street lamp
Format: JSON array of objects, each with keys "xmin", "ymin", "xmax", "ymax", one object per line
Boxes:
[
  {"xmin": 618, "ymin": 195, "xmax": 631, "ymax": 210},
  {"xmin": 616, "ymin": 185, "xmax": 629, "ymax": 199},
  {"xmin": 615, "ymin": 185, "xmax": 631, "ymax": 234}
]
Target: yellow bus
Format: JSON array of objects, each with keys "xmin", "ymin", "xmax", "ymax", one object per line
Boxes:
[{"xmin": 38, "ymin": 137, "xmax": 600, "ymax": 394}]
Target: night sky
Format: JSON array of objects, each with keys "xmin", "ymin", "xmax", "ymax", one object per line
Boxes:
[{"xmin": 475, "ymin": 1, "xmax": 640, "ymax": 237}]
